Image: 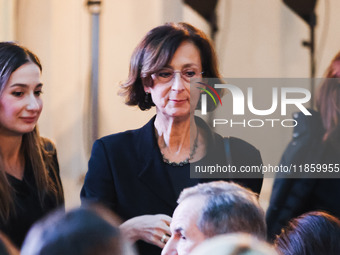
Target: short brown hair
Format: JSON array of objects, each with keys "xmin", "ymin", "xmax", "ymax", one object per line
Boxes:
[{"xmin": 119, "ymin": 22, "xmax": 221, "ymax": 111}]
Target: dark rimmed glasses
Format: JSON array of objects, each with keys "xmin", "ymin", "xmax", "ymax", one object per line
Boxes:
[{"xmin": 151, "ymin": 67, "xmax": 204, "ymax": 83}]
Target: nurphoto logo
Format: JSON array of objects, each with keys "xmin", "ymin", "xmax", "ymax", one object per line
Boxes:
[
  {"xmin": 196, "ymin": 82, "xmax": 222, "ymax": 115},
  {"xmin": 199, "ymin": 83, "xmax": 311, "ymax": 116},
  {"xmin": 195, "ymin": 78, "xmax": 313, "ymax": 128}
]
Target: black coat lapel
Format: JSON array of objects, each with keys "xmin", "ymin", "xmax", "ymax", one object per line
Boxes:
[{"xmin": 136, "ymin": 116, "xmax": 178, "ymax": 209}]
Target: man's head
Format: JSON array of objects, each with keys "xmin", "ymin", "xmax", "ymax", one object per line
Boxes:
[{"xmin": 162, "ymin": 181, "xmax": 266, "ymax": 255}]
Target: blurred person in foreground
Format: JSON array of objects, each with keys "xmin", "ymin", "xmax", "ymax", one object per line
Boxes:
[
  {"xmin": 274, "ymin": 211, "xmax": 340, "ymax": 255},
  {"xmin": 21, "ymin": 204, "xmax": 136, "ymax": 255},
  {"xmin": 190, "ymin": 233, "xmax": 277, "ymax": 255}
]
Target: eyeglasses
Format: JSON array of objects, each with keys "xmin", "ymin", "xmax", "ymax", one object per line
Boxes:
[{"xmin": 151, "ymin": 67, "xmax": 204, "ymax": 83}]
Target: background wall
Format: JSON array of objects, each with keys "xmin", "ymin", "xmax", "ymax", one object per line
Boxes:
[
  {"xmin": 0, "ymin": 0, "xmax": 15, "ymax": 40},
  {"xmin": 1, "ymin": 0, "xmax": 339, "ymax": 209}
]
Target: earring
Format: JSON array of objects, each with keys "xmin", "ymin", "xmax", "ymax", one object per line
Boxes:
[{"xmin": 145, "ymin": 92, "xmax": 150, "ymax": 103}]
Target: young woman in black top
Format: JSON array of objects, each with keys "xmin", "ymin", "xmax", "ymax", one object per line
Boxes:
[{"xmin": 0, "ymin": 42, "xmax": 64, "ymax": 248}]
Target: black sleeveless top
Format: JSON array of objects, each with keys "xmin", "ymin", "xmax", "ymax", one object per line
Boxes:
[{"xmin": 0, "ymin": 140, "xmax": 64, "ymax": 248}]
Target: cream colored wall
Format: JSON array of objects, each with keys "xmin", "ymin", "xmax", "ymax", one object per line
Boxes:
[
  {"xmin": 0, "ymin": 0, "xmax": 15, "ymax": 41},
  {"xmin": 3, "ymin": 0, "xmax": 340, "ymax": 209},
  {"xmin": 15, "ymin": 0, "xmax": 90, "ymax": 207}
]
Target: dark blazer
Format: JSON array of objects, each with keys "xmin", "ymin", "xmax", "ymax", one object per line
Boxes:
[{"xmin": 81, "ymin": 116, "xmax": 263, "ymax": 255}]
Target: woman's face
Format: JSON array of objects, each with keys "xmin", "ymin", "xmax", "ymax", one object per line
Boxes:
[
  {"xmin": 0, "ymin": 62, "xmax": 43, "ymax": 136},
  {"xmin": 145, "ymin": 41, "xmax": 203, "ymax": 118}
]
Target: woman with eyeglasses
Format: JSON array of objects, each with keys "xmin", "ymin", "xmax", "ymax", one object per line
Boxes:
[
  {"xmin": 81, "ymin": 22, "xmax": 263, "ymax": 255},
  {"xmin": 0, "ymin": 42, "xmax": 64, "ymax": 248}
]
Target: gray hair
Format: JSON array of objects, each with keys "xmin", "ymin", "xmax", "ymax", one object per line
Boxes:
[{"xmin": 178, "ymin": 181, "xmax": 266, "ymax": 239}]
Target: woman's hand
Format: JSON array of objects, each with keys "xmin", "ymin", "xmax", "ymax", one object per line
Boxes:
[{"xmin": 120, "ymin": 214, "xmax": 172, "ymax": 248}]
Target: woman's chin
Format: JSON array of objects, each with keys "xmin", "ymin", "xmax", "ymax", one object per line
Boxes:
[{"xmin": 165, "ymin": 110, "xmax": 190, "ymax": 119}]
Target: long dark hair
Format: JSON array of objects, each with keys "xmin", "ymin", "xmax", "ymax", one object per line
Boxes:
[
  {"xmin": 0, "ymin": 42, "xmax": 64, "ymax": 221},
  {"xmin": 316, "ymin": 51, "xmax": 340, "ymax": 148},
  {"xmin": 275, "ymin": 211, "xmax": 340, "ymax": 255},
  {"xmin": 119, "ymin": 22, "xmax": 221, "ymax": 111}
]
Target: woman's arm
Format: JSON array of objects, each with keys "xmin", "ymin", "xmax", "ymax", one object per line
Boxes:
[{"xmin": 81, "ymin": 139, "xmax": 172, "ymax": 248}]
